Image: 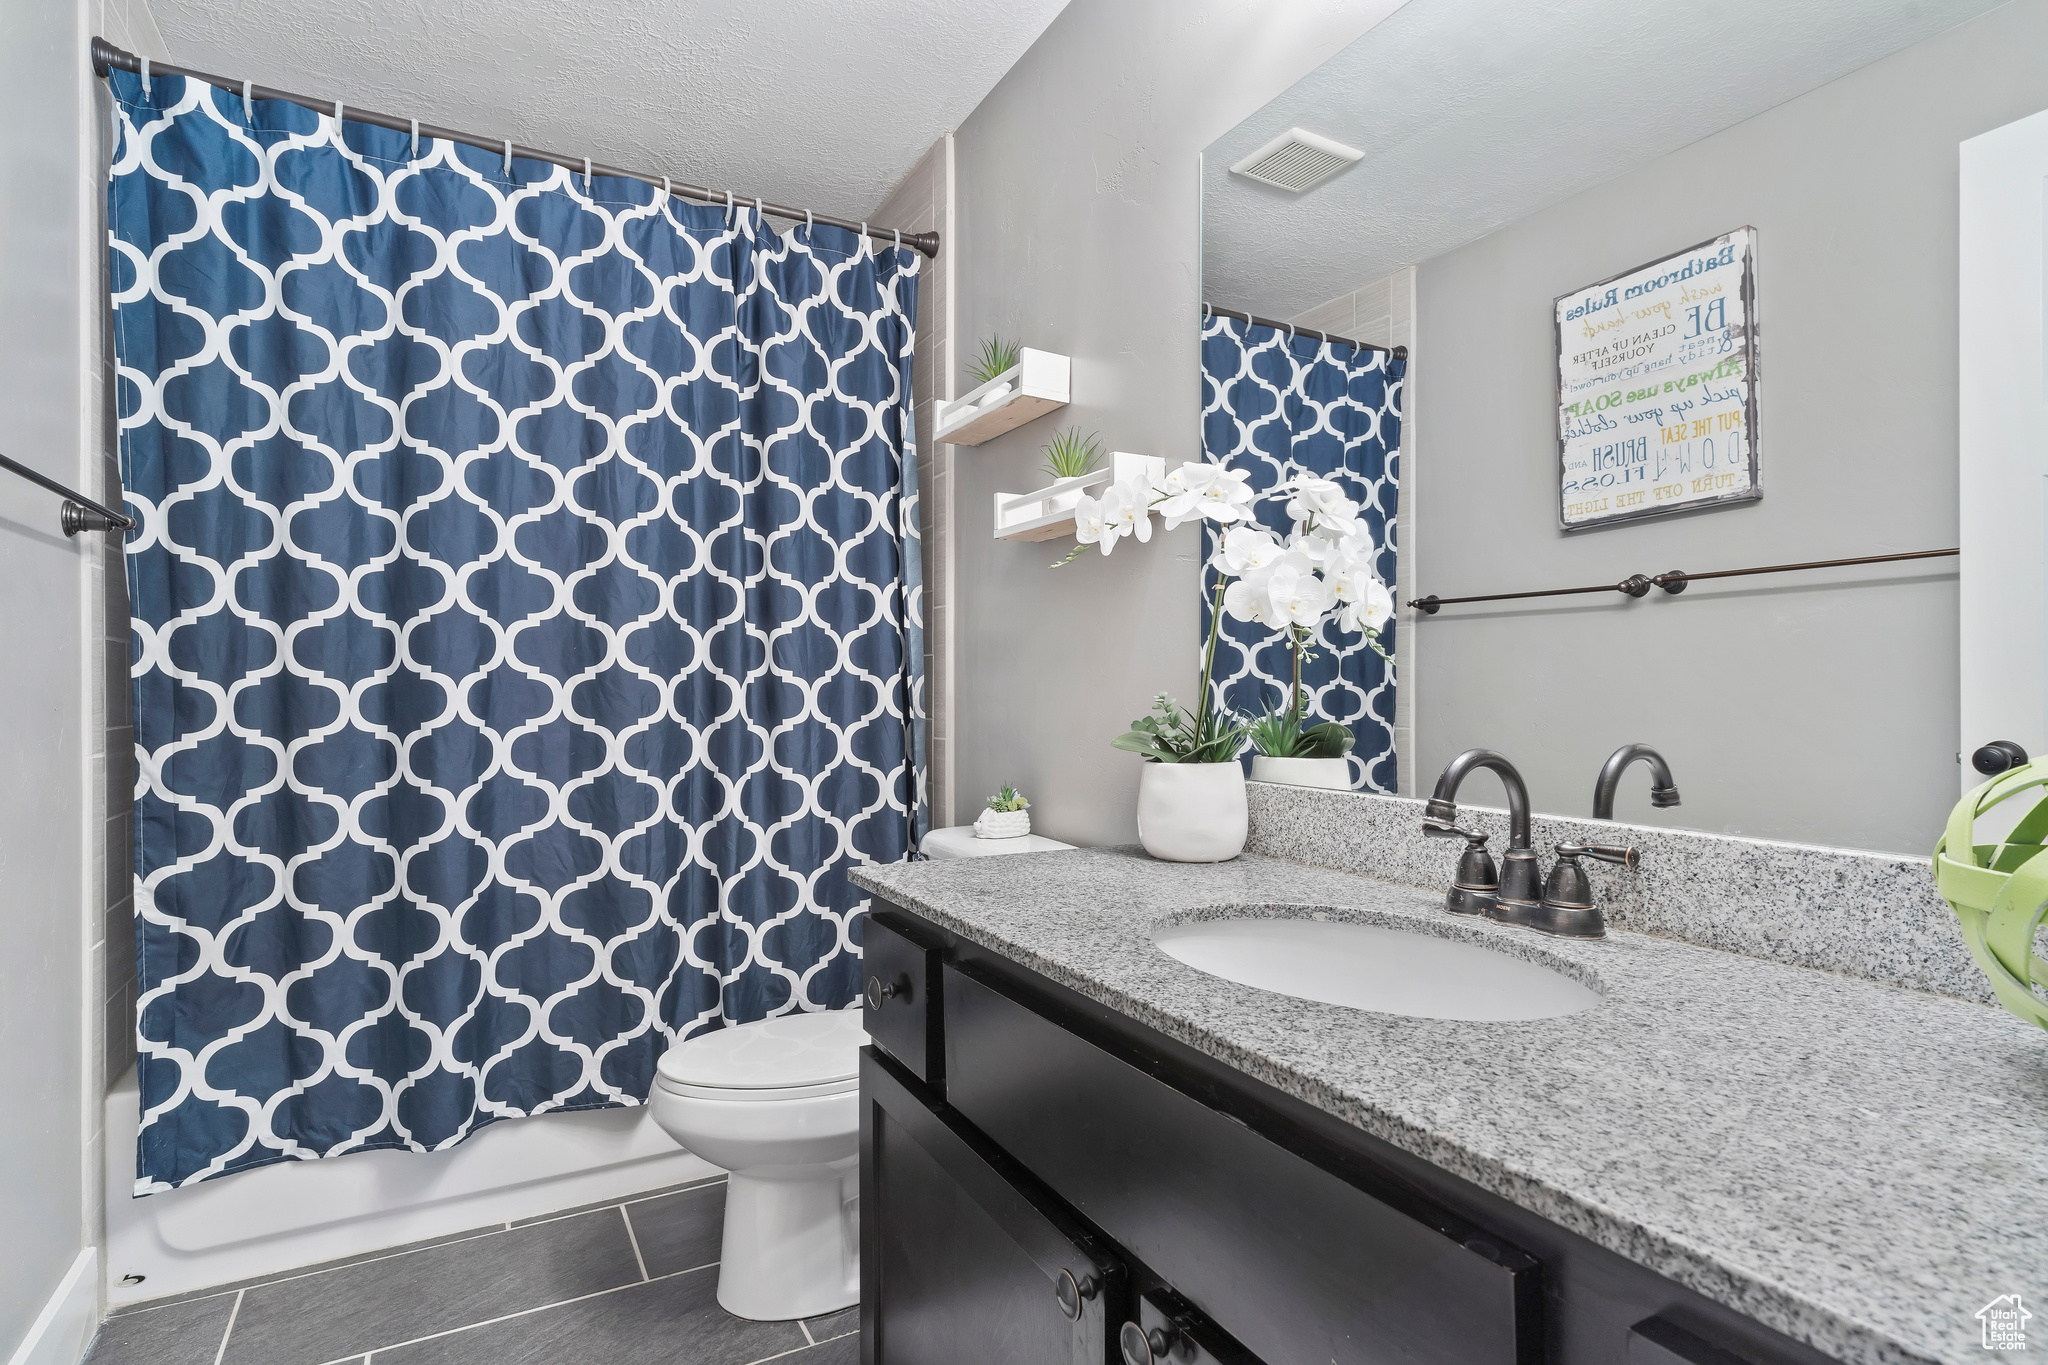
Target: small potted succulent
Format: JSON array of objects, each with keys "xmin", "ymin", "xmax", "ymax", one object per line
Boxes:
[
  {"xmin": 973, "ymin": 784, "xmax": 1032, "ymax": 840},
  {"xmin": 969, "ymin": 335, "xmax": 1022, "ymax": 405},
  {"xmin": 1246, "ymin": 693, "xmax": 1356, "ymax": 791}
]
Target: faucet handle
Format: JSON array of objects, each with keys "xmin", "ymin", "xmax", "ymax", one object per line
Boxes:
[
  {"xmin": 1552, "ymin": 842, "xmax": 1638, "ymax": 869},
  {"xmin": 1423, "ymin": 818, "xmax": 1488, "ymax": 847},
  {"xmin": 1581, "ymin": 842, "xmax": 1639, "ymax": 870}
]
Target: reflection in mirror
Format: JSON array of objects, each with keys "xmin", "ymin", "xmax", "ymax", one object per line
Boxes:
[{"xmin": 1199, "ymin": 0, "xmax": 2040, "ymax": 855}]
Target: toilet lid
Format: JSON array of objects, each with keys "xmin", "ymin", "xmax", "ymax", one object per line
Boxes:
[{"xmin": 656, "ymin": 1010, "xmax": 868, "ymax": 1092}]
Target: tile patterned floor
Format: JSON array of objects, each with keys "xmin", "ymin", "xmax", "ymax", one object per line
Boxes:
[{"xmin": 85, "ymin": 1177, "xmax": 858, "ymax": 1365}]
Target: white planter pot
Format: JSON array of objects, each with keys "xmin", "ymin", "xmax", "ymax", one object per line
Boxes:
[
  {"xmin": 1137, "ymin": 762, "xmax": 1247, "ymax": 863},
  {"xmin": 1249, "ymin": 755, "xmax": 1355, "ymax": 791},
  {"xmin": 973, "ymin": 807, "xmax": 1031, "ymax": 839}
]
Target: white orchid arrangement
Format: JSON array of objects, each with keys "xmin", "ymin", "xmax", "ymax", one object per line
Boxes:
[{"xmin": 1053, "ymin": 461, "xmax": 1396, "ymax": 760}]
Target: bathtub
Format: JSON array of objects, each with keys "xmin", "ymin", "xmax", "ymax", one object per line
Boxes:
[{"xmin": 103, "ymin": 1068, "xmax": 719, "ymax": 1306}]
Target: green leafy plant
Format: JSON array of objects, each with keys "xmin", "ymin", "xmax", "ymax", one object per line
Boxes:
[
  {"xmin": 1041, "ymin": 428, "xmax": 1103, "ymax": 481},
  {"xmin": 1245, "ymin": 695, "xmax": 1356, "ymax": 759},
  {"xmin": 968, "ymin": 335, "xmax": 1022, "ymax": 386},
  {"xmin": 985, "ymin": 784, "xmax": 1029, "ymax": 813},
  {"xmin": 1113, "ymin": 694, "xmax": 1247, "ymax": 765}
]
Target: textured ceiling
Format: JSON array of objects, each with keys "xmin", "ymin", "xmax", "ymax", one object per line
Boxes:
[
  {"xmin": 142, "ymin": 0, "xmax": 1070, "ymax": 223},
  {"xmin": 1203, "ymin": 0, "xmax": 2011, "ymax": 319}
]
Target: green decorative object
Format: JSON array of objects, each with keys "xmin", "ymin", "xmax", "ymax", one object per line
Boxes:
[{"xmin": 1933, "ymin": 762, "xmax": 2048, "ymax": 1031}]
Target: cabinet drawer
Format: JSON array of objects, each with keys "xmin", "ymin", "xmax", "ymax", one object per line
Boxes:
[
  {"xmin": 863, "ymin": 909, "xmax": 942, "ymax": 1084},
  {"xmin": 862, "ymin": 1050, "xmax": 1124, "ymax": 1365},
  {"xmin": 944, "ymin": 964, "xmax": 1541, "ymax": 1365}
]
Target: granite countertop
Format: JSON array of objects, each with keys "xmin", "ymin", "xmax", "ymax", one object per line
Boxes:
[{"xmin": 851, "ymin": 847, "xmax": 2048, "ymax": 1365}]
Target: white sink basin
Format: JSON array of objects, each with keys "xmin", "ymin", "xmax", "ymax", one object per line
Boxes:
[{"xmin": 1151, "ymin": 915, "xmax": 1602, "ymax": 1022}]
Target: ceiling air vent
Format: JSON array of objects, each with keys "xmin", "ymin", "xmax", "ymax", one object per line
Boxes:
[{"xmin": 1228, "ymin": 127, "xmax": 1363, "ymax": 194}]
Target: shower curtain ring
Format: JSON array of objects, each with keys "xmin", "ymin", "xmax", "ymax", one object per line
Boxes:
[
  {"xmin": 725, "ymin": 189, "xmax": 734, "ymax": 222},
  {"xmin": 242, "ymin": 79, "xmax": 253, "ymax": 123},
  {"xmin": 859, "ymin": 222, "xmax": 869, "ymax": 256},
  {"xmin": 805, "ymin": 208, "xmax": 813, "ymax": 237},
  {"xmin": 140, "ymin": 57, "xmax": 150, "ymax": 97},
  {"xmin": 503, "ymin": 138, "xmax": 512, "ymax": 176},
  {"xmin": 893, "ymin": 227, "xmax": 901, "ymax": 254},
  {"xmin": 333, "ymin": 101, "xmax": 343, "ymax": 134},
  {"xmin": 583, "ymin": 157, "xmax": 592, "ymax": 193},
  {"xmin": 661, "ymin": 175, "xmax": 670, "ymax": 209},
  {"xmin": 409, "ymin": 118, "xmax": 418, "ymax": 157},
  {"xmin": 754, "ymin": 196, "xmax": 764, "ymax": 228}
]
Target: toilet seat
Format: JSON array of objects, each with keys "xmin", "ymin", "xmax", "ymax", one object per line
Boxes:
[{"xmin": 655, "ymin": 1010, "xmax": 867, "ymax": 1101}]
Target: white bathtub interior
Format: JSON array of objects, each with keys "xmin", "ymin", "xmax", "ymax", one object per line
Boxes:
[{"xmin": 103, "ymin": 1067, "xmax": 719, "ymax": 1306}]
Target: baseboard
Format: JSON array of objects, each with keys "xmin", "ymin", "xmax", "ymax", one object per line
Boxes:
[{"xmin": 5, "ymin": 1249, "xmax": 99, "ymax": 1365}]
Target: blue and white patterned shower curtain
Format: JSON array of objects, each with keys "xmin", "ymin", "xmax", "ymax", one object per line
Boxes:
[
  {"xmin": 108, "ymin": 69, "xmax": 922, "ymax": 1191},
  {"xmin": 1200, "ymin": 315, "xmax": 1404, "ymax": 791}
]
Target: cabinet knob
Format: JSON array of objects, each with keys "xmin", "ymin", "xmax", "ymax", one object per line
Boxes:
[
  {"xmin": 1119, "ymin": 1320, "xmax": 1175, "ymax": 1365},
  {"xmin": 864, "ymin": 974, "xmax": 908, "ymax": 1010},
  {"xmin": 1053, "ymin": 1268, "xmax": 1098, "ymax": 1321}
]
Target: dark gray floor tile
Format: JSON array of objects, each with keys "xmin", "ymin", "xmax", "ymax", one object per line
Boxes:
[
  {"xmin": 368, "ymin": 1267, "xmax": 806, "ymax": 1364},
  {"xmin": 220, "ymin": 1208, "xmax": 641, "ymax": 1365},
  {"xmin": 86, "ymin": 1292, "xmax": 236, "ymax": 1365},
  {"xmin": 793, "ymin": 1332, "xmax": 858, "ymax": 1364},
  {"xmin": 509, "ymin": 1174, "xmax": 725, "ymax": 1228},
  {"xmin": 626, "ymin": 1180, "xmax": 727, "ymax": 1276},
  {"xmin": 803, "ymin": 1305, "xmax": 857, "ymax": 1342}
]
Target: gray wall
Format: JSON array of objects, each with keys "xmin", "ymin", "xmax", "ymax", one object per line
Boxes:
[
  {"xmin": 2, "ymin": 0, "xmax": 95, "ymax": 1349},
  {"xmin": 949, "ymin": 0, "xmax": 1401, "ymax": 846},
  {"xmin": 1410, "ymin": 0, "xmax": 2048, "ymax": 856}
]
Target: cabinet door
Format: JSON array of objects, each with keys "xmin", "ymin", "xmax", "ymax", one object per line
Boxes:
[
  {"xmin": 943, "ymin": 964, "xmax": 1540, "ymax": 1365},
  {"xmin": 861, "ymin": 1048, "xmax": 1124, "ymax": 1365}
]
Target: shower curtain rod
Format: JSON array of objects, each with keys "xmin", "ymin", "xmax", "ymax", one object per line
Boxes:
[
  {"xmin": 1203, "ymin": 304, "xmax": 1407, "ymax": 359},
  {"xmin": 89, "ymin": 37, "xmax": 942, "ymax": 259},
  {"xmin": 0, "ymin": 450, "xmax": 134, "ymax": 535}
]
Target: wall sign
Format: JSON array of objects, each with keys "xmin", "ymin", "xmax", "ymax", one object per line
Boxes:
[{"xmin": 1555, "ymin": 228, "xmax": 1759, "ymax": 530}]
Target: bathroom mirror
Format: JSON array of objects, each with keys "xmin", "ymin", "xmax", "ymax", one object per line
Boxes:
[{"xmin": 1200, "ymin": 0, "xmax": 2037, "ymax": 857}]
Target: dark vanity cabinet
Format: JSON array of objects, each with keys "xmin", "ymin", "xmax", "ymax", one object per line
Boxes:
[{"xmin": 858, "ymin": 905, "xmax": 1840, "ymax": 1365}]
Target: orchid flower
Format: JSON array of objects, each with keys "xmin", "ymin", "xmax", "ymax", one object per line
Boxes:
[
  {"xmin": 1214, "ymin": 524, "xmax": 1284, "ymax": 576},
  {"xmin": 1072, "ymin": 491, "xmax": 1107, "ymax": 547},
  {"xmin": 1095, "ymin": 478, "xmax": 1153, "ymax": 554},
  {"xmin": 1190, "ymin": 466, "xmax": 1257, "ymax": 525},
  {"xmin": 1151, "ymin": 462, "xmax": 1220, "ymax": 529},
  {"xmin": 1337, "ymin": 578, "xmax": 1395, "ymax": 636},
  {"xmin": 1263, "ymin": 560, "xmax": 1333, "ymax": 629}
]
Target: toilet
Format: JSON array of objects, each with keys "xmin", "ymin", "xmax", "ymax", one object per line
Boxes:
[{"xmin": 650, "ymin": 1009, "xmax": 868, "ymax": 1321}]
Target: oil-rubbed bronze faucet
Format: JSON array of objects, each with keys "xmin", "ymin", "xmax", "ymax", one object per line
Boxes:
[
  {"xmin": 1422, "ymin": 749, "xmax": 1542, "ymax": 926},
  {"xmin": 1592, "ymin": 744, "xmax": 1680, "ymax": 820},
  {"xmin": 1425, "ymin": 748, "xmax": 1640, "ymax": 938}
]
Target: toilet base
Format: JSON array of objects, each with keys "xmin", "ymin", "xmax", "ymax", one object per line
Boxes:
[{"xmin": 714, "ymin": 1161, "xmax": 860, "ymax": 1322}]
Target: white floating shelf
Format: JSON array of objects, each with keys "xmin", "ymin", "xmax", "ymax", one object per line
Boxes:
[
  {"xmin": 995, "ymin": 452, "xmax": 1164, "ymax": 543},
  {"xmin": 936, "ymin": 348, "xmax": 1070, "ymax": 447}
]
